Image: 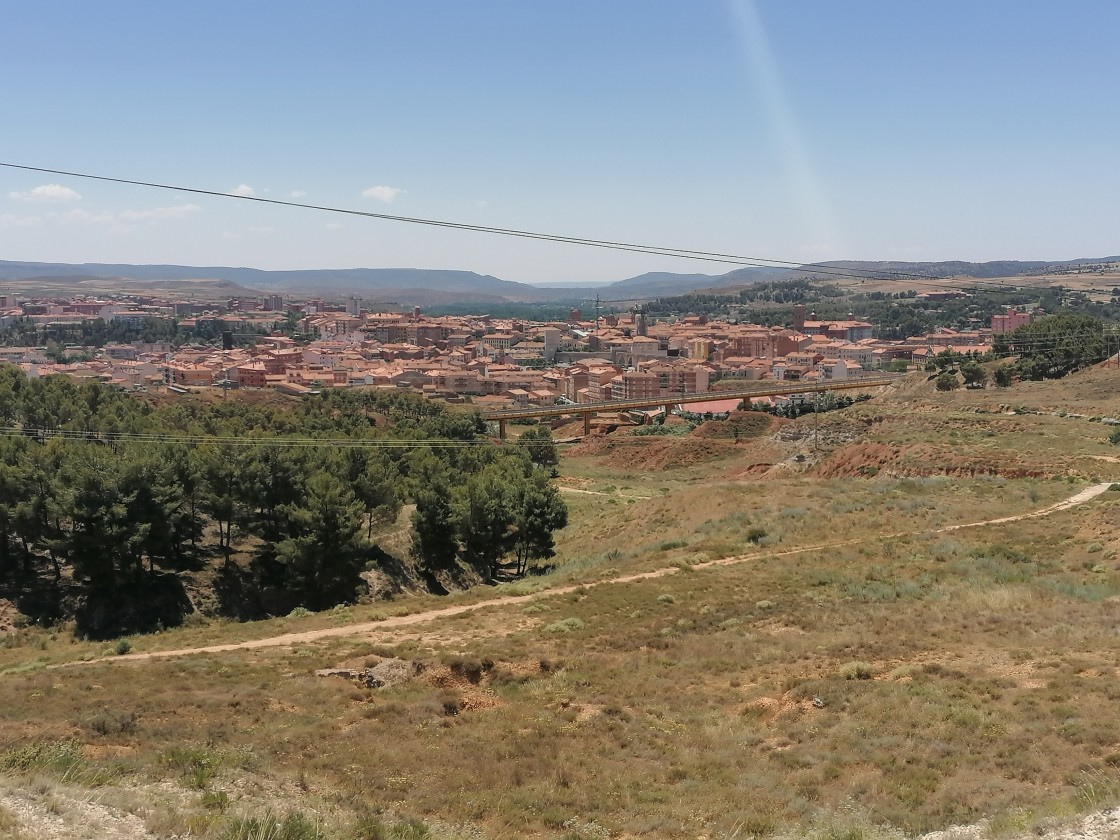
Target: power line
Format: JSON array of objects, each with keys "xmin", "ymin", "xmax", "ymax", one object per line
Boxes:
[
  {"xmin": 0, "ymin": 161, "xmax": 1036, "ymax": 294},
  {"xmin": 0, "ymin": 426, "xmax": 583, "ymax": 450}
]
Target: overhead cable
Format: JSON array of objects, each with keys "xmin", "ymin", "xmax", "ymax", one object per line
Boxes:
[{"xmin": 0, "ymin": 161, "xmax": 1044, "ymax": 294}]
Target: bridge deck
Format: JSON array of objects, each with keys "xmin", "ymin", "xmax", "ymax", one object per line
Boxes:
[{"xmin": 480, "ymin": 375, "xmax": 897, "ymax": 422}]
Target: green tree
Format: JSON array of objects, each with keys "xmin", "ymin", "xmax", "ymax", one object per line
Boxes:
[
  {"xmin": 993, "ymin": 365, "xmax": 1014, "ymax": 387},
  {"xmin": 275, "ymin": 471, "xmax": 367, "ymax": 611},
  {"xmin": 11, "ymin": 441, "xmax": 66, "ymax": 580},
  {"xmin": 517, "ymin": 425, "xmax": 559, "ymax": 469},
  {"xmin": 455, "ymin": 463, "xmax": 516, "ymax": 579},
  {"xmin": 409, "ymin": 450, "xmax": 459, "ymax": 573},
  {"xmin": 960, "ymin": 361, "xmax": 988, "ymax": 388},
  {"xmin": 994, "ymin": 314, "xmax": 1109, "ymax": 379},
  {"xmin": 340, "ymin": 449, "xmax": 401, "ymax": 539},
  {"xmin": 239, "ymin": 445, "xmax": 307, "ymax": 575},
  {"xmin": 54, "ymin": 450, "xmax": 145, "ymax": 593},
  {"xmin": 197, "ymin": 445, "xmax": 247, "ymax": 564},
  {"xmin": 509, "ymin": 469, "xmax": 568, "ymax": 576},
  {"xmin": 934, "ymin": 372, "xmax": 960, "ymax": 392}
]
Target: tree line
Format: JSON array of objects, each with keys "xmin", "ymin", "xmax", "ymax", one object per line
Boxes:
[
  {"xmin": 0, "ymin": 369, "xmax": 565, "ymax": 638},
  {"xmin": 0, "ymin": 315, "xmax": 255, "ymax": 352}
]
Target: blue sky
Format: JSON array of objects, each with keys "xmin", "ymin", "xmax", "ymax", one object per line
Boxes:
[{"xmin": 2, "ymin": 1, "xmax": 1118, "ymax": 284}]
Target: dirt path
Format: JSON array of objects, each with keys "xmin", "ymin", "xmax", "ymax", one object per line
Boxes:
[
  {"xmin": 558, "ymin": 486, "xmax": 652, "ymax": 499},
  {"xmin": 94, "ymin": 482, "xmax": 1115, "ymax": 666}
]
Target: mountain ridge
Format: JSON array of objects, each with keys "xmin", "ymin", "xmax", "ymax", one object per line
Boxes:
[{"xmin": 1, "ymin": 256, "xmax": 1116, "ymax": 305}]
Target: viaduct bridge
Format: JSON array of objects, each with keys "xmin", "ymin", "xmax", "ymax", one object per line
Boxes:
[{"xmin": 481, "ymin": 374, "xmax": 898, "ymax": 438}]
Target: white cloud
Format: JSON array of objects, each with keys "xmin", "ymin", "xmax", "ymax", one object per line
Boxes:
[
  {"xmin": 325, "ymin": 222, "xmax": 344, "ymax": 230},
  {"xmin": 8, "ymin": 183, "xmax": 82, "ymax": 202},
  {"xmin": 56, "ymin": 208, "xmax": 114, "ymax": 224},
  {"xmin": 476, "ymin": 200, "xmax": 489, "ymax": 209},
  {"xmin": 361, "ymin": 185, "xmax": 404, "ymax": 203},
  {"xmin": 247, "ymin": 226, "xmax": 275, "ymax": 234},
  {"xmin": 221, "ymin": 230, "xmax": 242, "ymax": 240},
  {"xmin": 0, "ymin": 213, "xmax": 43, "ymax": 227},
  {"xmin": 230, "ymin": 184, "xmax": 256, "ymax": 197},
  {"xmin": 120, "ymin": 204, "xmax": 202, "ymax": 221},
  {"xmin": 288, "ymin": 190, "xmax": 307, "ymax": 199}
]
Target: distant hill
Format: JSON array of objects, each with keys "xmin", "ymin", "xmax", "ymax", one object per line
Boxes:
[
  {"xmin": 797, "ymin": 257, "xmax": 1120, "ymax": 281},
  {"xmin": 2, "ymin": 256, "xmax": 1117, "ymax": 305}
]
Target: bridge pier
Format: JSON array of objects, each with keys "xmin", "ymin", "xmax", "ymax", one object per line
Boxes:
[
  {"xmin": 583, "ymin": 412, "xmax": 591, "ymax": 436},
  {"xmin": 498, "ymin": 419, "xmax": 506, "ymax": 440}
]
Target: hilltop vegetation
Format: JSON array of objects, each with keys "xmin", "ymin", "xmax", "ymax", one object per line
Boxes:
[
  {"xmin": 0, "ymin": 366, "xmax": 1119, "ymax": 839},
  {"xmin": 645, "ymin": 278, "xmax": 1120, "ymax": 336},
  {"xmin": 0, "ymin": 369, "xmax": 565, "ymax": 638}
]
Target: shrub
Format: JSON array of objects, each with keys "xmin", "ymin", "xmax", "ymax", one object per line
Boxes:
[
  {"xmin": 544, "ymin": 617, "xmax": 585, "ymax": 633},
  {"xmin": 444, "ymin": 656, "xmax": 492, "ymax": 684},
  {"xmin": 85, "ymin": 709, "xmax": 138, "ymax": 737},
  {"xmin": 161, "ymin": 745, "xmax": 219, "ymax": 790},
  {"xmin": 439, "ymin": 694, "xmax": 463, "ymax": 716},
  {"xmin": 223, "ymin": 811, "xmax": 325, "ymax": 840},
  {"xmin": 0, "ymin": 739, "xmax": 87, "ymax": 777},
  {"xmin": 745, "ymin": 527, "xmax": 768, "ymax": 544},
  {"xmin": 656, "ymin": 594, "xmax": 675, "ymax": 605},
  {"xmin": 934, "ymin": 372, "xmax": 960, "ymax": 391},
  {"xmin": 201, "ymin": 790, "xmax": 230, "ymax": 812},
  {"xmin": 838, "ymin": 661, "xmax": 875, "ymax": 680},
  {"xmin": 114, "ymin": 639, "xmax": 132, "ymax": 656}
]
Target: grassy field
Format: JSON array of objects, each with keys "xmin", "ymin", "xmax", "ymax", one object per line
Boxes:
[{"xmin": 1, "ymin": 369, "xmax": 1119, "ymax": 839}]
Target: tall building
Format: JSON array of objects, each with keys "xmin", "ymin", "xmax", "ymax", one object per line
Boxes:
[
  {"xmin": 346, "ymin": 297, "xmax": 362, "ymax": 317},
  {"xmin": 991, "ymin": 308, "xmax": 1033, "ymax": 333},
  {"xmin": 792, "ymin": 304, "xmax": 806, "ymax": 332}
]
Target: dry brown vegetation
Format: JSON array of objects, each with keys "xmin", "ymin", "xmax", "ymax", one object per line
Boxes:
[{"xmin": 1, "ymin": 369, "xmax": 1120, "ymax": 839}]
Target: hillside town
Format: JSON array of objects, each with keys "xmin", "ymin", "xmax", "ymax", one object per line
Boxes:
[{"xmin": 0, "ymin": 292, "xmax": 1032, "ymax": 408}]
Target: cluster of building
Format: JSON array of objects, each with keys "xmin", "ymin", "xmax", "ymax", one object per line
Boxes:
[{"xmin": 0, "ymin": 292, "xmax": 1035, "ymax": 409}]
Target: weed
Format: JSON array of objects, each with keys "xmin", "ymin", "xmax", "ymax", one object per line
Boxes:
[
  {"xmin": 745, "ymin": 526, "xmax": 768, "ymax": 544},
  {"xmin": 544, "ymin": 618, "xmax": 585, "ymax": 633},
  {"xmin": 439, "ymin": 693, "xmax": 463, "ymax": 716},
  {"xmin": 202, "ymin": 790, "xmax": 231, "ymax": 811},
  {"xmin": 222, "ymin": 811, "xmax": 325, "ymax": 840},
  {"xmin": 161, "ymin": 745, "xmax": 220, "ymax": 790},
  {"xmin": 84, "ymin": 708, "xmax": 139, "ymax": 737},
  {"xmin": 839, "ymin": 662, "xmax": 875, "ymax": 681}
]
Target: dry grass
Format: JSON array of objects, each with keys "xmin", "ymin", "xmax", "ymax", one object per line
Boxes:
[{"xmin": 1, "ymin": 369, "xmax": 1119, "ymax": 838}]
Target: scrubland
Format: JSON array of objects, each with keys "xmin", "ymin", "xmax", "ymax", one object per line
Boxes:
[{"xmin": 1, "ymin": 369, "xmax": 1120, "ymax": 839}]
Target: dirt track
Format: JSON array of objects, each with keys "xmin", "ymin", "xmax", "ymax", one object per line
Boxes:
[{"xmin": 93, "ymin": 482, "xmax": 1114, "ymax": 666}]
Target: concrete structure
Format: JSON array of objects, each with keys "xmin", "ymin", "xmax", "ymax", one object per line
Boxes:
[{"xmin": 991, "ymin": 308, "xmax": 1033, "ymax": 333}]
